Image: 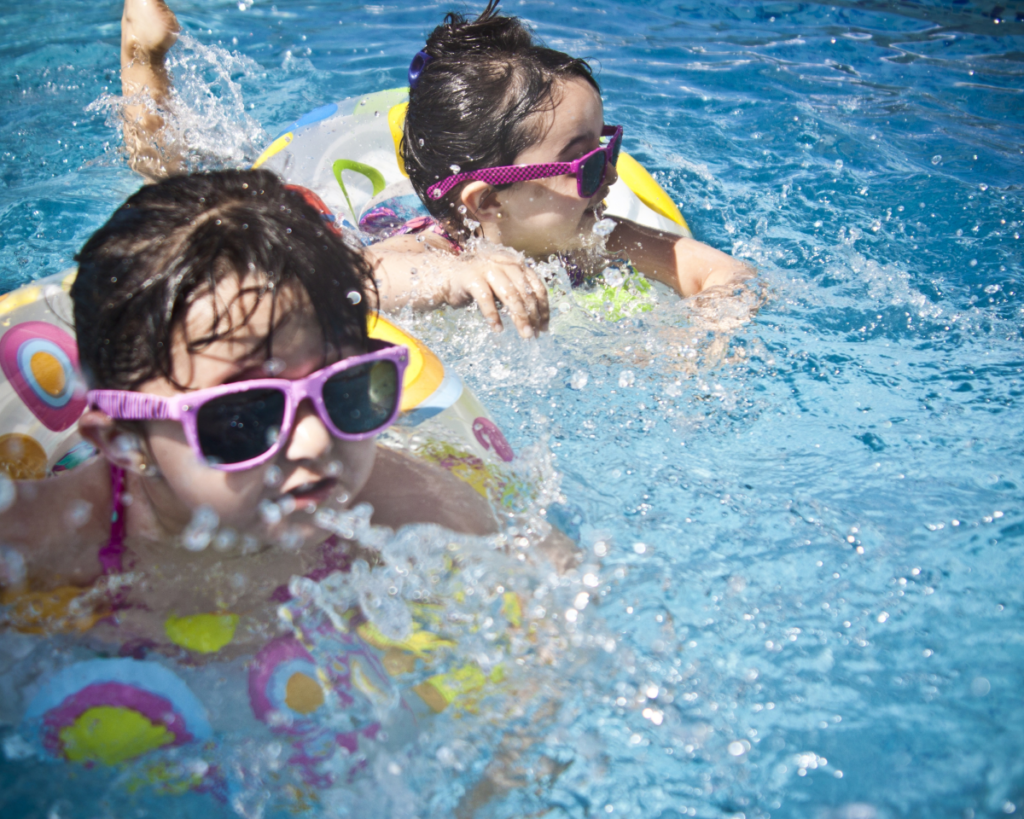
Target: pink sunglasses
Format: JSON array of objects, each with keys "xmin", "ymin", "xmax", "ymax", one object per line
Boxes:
[
  {"xmin": 426, "ymin": 125, "xmax": 623, "ymax": 202},
  {"xmin": 88, "ymin": 342, "xmax": 408, "ymax": 471}
]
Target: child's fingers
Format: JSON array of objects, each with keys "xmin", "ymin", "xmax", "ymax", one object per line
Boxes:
[
  {"xmin": 486, "ymin": 269, "xmax": 536, "ymax": 339},
  {"xmin": 497, "ymin": 262, "xmax": 547, "ymax": 335},
  {"xmin": 523, "ymin": 266, "xmax": 550, "ymax": 331},
  {"xmin": 466, "ymin": 278, "xmax": 505, "ymax": 333}
]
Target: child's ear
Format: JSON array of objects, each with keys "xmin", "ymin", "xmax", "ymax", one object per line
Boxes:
[
  {"xmin": 459, "ymin": 181, "xmax": 502, "ymax": 224},
  {"xmin": 78, "ymin": 410, "xmax": 156, "ymax": 476}
]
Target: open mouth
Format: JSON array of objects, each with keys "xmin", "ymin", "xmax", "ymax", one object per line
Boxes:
[{"xmin": 281, "ymin": 477, "xmax": 337, "ymax": 509}]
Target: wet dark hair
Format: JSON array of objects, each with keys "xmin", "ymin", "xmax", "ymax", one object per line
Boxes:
[
  {"xmin": 73, "ymin": 169, "xmax": 374, "ymax": 391},
  {"xmin": 403, "ymin": 0, "xmax": 599, "ymax": 227}
]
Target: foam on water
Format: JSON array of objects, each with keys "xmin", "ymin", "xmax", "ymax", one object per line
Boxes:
[{"xmin": 1, "ymin": 0, "xmax": 1023, "ymax": 817}]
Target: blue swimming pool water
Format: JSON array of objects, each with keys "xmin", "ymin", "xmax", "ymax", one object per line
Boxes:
[{"xmin": 2, "ymin": 1, "xmax": 1023, "ymax": 816}]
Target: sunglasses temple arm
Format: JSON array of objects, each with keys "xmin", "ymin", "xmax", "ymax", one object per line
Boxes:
[
  {"xmin": 431, "ymin": 163, "xmax": 575, "ymax": 199},
  {"xmin": 88, "ymin": 391, "xmax": 176, "ymax": 421}
]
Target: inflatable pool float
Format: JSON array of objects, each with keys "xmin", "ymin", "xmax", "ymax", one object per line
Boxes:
[
  {"xmin": 254, "ymin": 87, "xmax": 691, "ymax": 239},
  {"xmin": 0, "ymin": 267, "xmax": 518, "ymax": 499}
]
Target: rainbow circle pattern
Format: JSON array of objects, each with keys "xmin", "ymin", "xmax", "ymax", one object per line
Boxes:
[
  {"xmin": 248, "ymin": 633, "xmax": 394, "ymax": 735},
  {"xmin": 22, "ymin": 658, "xmax": 212, "ymax": 765},
  {"xmin": 0, "ymin": 321, "xmax": 86, "ymax": 432}
]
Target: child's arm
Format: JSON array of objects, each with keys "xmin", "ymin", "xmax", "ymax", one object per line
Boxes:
[
  {"xmin": 0, "ymin": 460, "xmax": 111, "ymax": 590},
  {"xmin": 605, "ymin": 217, "xmax": 754, "ymax": 297},
  {"xmin": 366, "ymin": 234, "xmax": 550, "ymax": 339},
  {"xmin": 357, "ymin": 446, "xmax": 500, "ymax": 536},
  {"xmin": 120, "ymin": 0, "xmax": 182, "ymax": 181}
]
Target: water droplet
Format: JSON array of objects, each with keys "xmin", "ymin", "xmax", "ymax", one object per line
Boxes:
[
  {"xmin": 264, "ymin": 465, "xmax": 283, "ymax": 487},
  {"xmin": 263, "ymin": 357, "xmax": 285, "ymax": 376},
  {"xmin": 214, "ymin": 528, "xmax": 239, "ymax": 551},
  {"xmin": 259, "ymin": 500, "xmax": 282, "ymax": 525},
  {"xmin": 182, "ymin": 505, "xmax": 219, "ymax": 551},
  {"xmin": 347, "ymin": 290, "xmax": 363, "ymax": 304},
  {"xmin": 64, "ymin": 500, "xmax": 93, "ymax": 529},
  {"xmin": 618, "ymin": 370, "xmax": 635, "ymax": 388},
  {"xmin": 278, "ymin": 496, "xmax": 297, "ymax": 517},
  {"xmin": 592, "ymin": 217, "xmax": 616, "ymax": 237},
  {"xmin": 971, "ymin": 677, "xmax": 991, "ymax": 697},
  {"xmin": 0, "ymin": 473, "xmax": 15, "ymax": 514},
  {"xmin": 633, "ymin": 542, "xmax": 647, "ymax": 554},
  {"xmin": 0, "ymin": 545, "xmax": 27, "ymax": 587},
  {"xmin": 931, "ymin": 155, "xmax": 942, "ymax": 165},
  {"xmin": 602, "ymin": 266, "xmax": 626, "ymax": 288},
  {"xmin": 569, "ymin": 371, "xmax": 588, "ymax": 390},
  {"xmin": 325, "ymin": 460, "xmax": 344, "ymax": 477},
  {"xmin": 449, "ymin": 164, "xmax": 461, "ymax": 174}
]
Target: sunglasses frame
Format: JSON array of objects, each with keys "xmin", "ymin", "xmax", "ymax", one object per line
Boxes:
[
  {"xmin": 425, "ymin": 125, "xmax": 623, "ymax": 202},
  {"xmin": 88, "ymin": 341, "xmax": 408, "ymax": 472}
]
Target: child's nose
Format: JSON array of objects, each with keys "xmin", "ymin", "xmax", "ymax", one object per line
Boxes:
[{"xmin": 283, "ymin": 399, "xmax": 332, "ymax": 462}]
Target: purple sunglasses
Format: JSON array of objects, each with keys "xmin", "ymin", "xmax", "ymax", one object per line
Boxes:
[
  {"xmin": 426, "ymin": 125, "xmax": 623, "ymax": 202},
  {"xmin": 89, "ymin": 342, "xmax": 408, "ymax": 471}
]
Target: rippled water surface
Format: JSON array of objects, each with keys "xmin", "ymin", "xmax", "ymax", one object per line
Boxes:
[{"xmin": 2, "ymin": 0, "xmax": 1023, "ymax": 817}]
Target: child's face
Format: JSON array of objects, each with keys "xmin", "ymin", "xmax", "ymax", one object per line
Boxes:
[
  {"xmin": 137, "ymin": 276, "xmax": 375, "ymax": 546},
  {"xmin": 491, "ymin": 78, "xmax": 615, "ymax": 258}
]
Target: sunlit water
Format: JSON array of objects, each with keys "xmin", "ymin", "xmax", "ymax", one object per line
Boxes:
[{"xmin": 2, "ymin": 0, "xmax": 1023, "ymax": 816}]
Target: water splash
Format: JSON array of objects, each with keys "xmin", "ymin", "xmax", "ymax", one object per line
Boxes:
[{"xmin": 87, "ymin": 34, "xmax": 268, "ymax": 173}]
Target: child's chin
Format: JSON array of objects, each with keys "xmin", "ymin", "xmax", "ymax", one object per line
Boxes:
[{"xmin": 266, "ymin": 518, "xmax": 331, "ymax": 552}]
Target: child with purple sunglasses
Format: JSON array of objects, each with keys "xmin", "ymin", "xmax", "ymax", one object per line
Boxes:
[
  {"xmin": 366, "ymin": 1, "xmax": 754, "ymax": 337},
  {"xmin": 118, "ymin": 0, "xmax": 752, "ymax": 339}
]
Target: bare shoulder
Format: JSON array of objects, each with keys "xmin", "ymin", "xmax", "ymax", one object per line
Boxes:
[
  {"xmin": 357, "ymin": 445, "xmax": 498, "ymax": 535},
  {"xmin": 0, "ymin": 458, "xmax": 112, "ymax": 588}
]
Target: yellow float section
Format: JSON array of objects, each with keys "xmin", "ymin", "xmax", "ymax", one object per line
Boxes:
[
  {"xmin": 613, "ymin": 152, "xmax": 689, "ymax": 232},
  {"xmin": 388, "ymin": 102, "xmax": 409, "ymax": 177},
  {"xmin": 251, "ymin": 131, "xmax": 293, "ymax": 170},
  {"xmin": 366, "ymin": 313, "xmax": 444, "ymax": 412}
]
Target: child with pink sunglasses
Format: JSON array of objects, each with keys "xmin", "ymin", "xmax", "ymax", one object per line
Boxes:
[{"xmin": 0, "ymin": 169, "xmax": 497, "ymax": 654}]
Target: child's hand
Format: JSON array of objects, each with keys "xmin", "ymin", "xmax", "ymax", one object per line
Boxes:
[
  {"xmin": 368, "ymin": 237, "xmax": 550, "ymax": 339},
  {"xmin": 444, "ymin": 251, "xmax": 550, "ymax": 338}
]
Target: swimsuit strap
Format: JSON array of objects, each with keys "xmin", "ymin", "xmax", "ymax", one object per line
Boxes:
[
  {"xmin": 394, "ymin": 215, "xmax": 462, "ymax": 255},
  {"xmin": 558, "ymin": 253, "xmax": 587, "ymax": 289},
  {"xmin": 98, "ymin": 463, "xmax": 127, "ymax": 575}
]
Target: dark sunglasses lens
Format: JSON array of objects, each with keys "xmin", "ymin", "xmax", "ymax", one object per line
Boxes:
[
  {"xmin": 322, "ymin": 360, "xmax": 399, "ymax": 435},
  {"xmin": 580, "ymin": 152, "xmax": 606, "ymax": 198},
  {"xmin": 610, "ymin": 132, "xmax": 622, "ymax": 166},
  {"xmin": 196, "ymin": 388, "xmax": 286, "ymax": 465}
]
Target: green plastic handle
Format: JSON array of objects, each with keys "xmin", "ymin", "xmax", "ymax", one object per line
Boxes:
[{"xmin": 332, "ymin": 159, "xmax": 386, "ymax": 225}]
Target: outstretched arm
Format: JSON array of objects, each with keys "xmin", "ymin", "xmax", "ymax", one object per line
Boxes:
[
  {"xmin": 120, "ymin": 0, "xmax": 181, "ymax": 181},
  {"xmin": 606, "ymin": 217, "xmax": 754, "ymax": 297}
]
